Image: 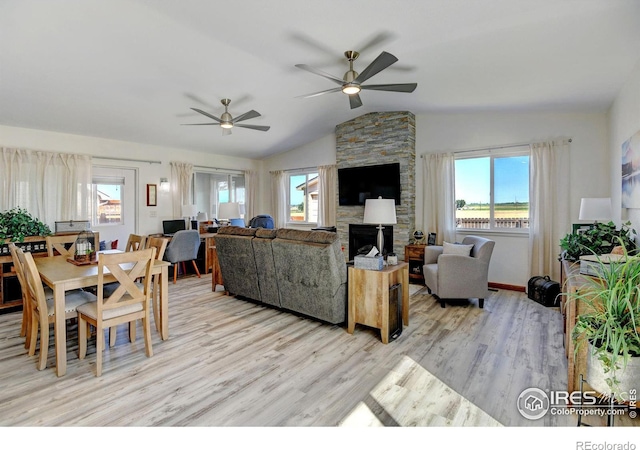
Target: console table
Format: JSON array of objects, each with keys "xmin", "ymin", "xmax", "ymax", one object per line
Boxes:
[{"xmin": 347, "ymin": 262, "xmax": 409, "ymax": 344}]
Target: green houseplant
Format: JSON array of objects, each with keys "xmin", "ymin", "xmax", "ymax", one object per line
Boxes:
[
  {"xmin": 570, "ymin": 244, "xmax": 640, "ymax": 401},
  {"xmin": 560, "ymin": 221, "xmax": 636, "ymax": 261},
  {"xmin": 0, "ymin": 207, "xmax": 52, "ymax": 244}
]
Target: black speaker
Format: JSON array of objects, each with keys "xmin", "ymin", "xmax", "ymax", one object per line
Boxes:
[{"xmin": 388, "ymin": 283, "xmax": 403, "ymax": 341}]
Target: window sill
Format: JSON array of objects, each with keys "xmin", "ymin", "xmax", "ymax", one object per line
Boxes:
[{"xmin": 456, "ymin": 229, "xmax": 529, "ymax": 238}]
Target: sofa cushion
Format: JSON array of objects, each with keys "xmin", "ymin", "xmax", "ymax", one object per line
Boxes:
[
  {"xmin": 276, "ymin": 228, "xmax": 337, "ymax": 244},
  {"xmin": 217, "ymin": 226, "xmax": 257, "ymax": 236},
  {"xmin": 255, "ymin": 228, "xmax": 277, "ymax": 239}
]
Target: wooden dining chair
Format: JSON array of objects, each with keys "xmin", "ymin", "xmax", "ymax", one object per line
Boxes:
[
  {"xmin": 145, "ymin": 236, "xmax": 168, "ymax": 333},
  {"xmin": 124, "ymin": 234, "xmax": 147, "ymax": 252},
  {"xmin": 18, "ymin": 249, "xmax": 96, "ymax": 370},
  {"xmin": 106, "ymin": 235, "xmax": 168, "ymax": 345},
  {"xmin": 46, "ymin": 232, "xmax": 100, "ymax": 258},
  {"xmin": 9, "ymin": 243, "xmax": 55, "ymax": 351},
  {"xmin": 77, "ymin": 248, "xmax": 156, "ymax": 377}
]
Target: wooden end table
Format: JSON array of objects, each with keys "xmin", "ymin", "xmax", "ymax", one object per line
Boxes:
[{"xmin": 347, "ymin": 262, "xmax": 409, "ymax": 344}]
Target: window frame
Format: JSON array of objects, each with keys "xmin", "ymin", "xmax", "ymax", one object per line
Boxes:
[
  {"xmin": 91, "ymin": 175, "xmax": 125, "ymax": 227},
  {"xmin": 286, "ymin": 169, "xmax": 319, "ymax": 226},
  {"xmin": 454, "ymin": 150, "xmax": 530, "ymax": 234},
  {"xmin": 192, "ymin": 170, "xmax": 245, "ymax": 221}
]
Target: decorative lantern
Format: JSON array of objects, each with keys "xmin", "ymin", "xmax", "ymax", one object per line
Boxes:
[{"xmin": 74, "ymin": 230, "xmax": 96, "ymax": 262}]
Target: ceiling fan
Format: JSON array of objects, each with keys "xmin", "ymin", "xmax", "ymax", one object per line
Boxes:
[
  {"xmin": 295, "ymin": 50, "xmax": 417, "ymax": 109},
  {"xmin": 182, "ymin": 99, "xmax": 270, "ymax": 135}
]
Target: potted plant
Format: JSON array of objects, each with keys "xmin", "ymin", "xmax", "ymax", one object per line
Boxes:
[
  {"xmin": 560, "ymin": 221, "xmax": 636, "ymax": 261},
  {"xmin": 0, "ymin": 207, "xmax": 52, "ymax": 244},
  {"xmin": 570, "ymin": 244, "xmax": 640, "ymax": 402}
]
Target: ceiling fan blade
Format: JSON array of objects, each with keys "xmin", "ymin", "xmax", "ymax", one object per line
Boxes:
[
  {"xmin": 297, "ymin": 87, "xmax": 343, "ymax": 99},
  {"xmin": 181, "ymin": 123, "xmax": 219, "ymax": 126},
  {"xmin": 349, "ymin": 94, "xmax": 363, "ymax": 109},
  {"xmin": 357, "ymin": 31, "xmax": 395, "ymax": 54},
  {"xmin": 235, "ymin": 124, "xmax": 271, "ymax": 132},
  {"xmin": 295, "ymin": 64, "xmax": 344, "ymax": 85},
  {"xmin": 354, "ymin": 51, "xmax": 398, "ymax": 84},
  {"xmin": 191, "ymin": 108, "xmax": 222, "ymax": 122},
  {"xmin": 360, "ymin": 83, "xmax": 418, "ymax": 93},
  {"xmin": 232, "ymin": 109, "xmax": 261, "ymax": 124},
  {"xmin": 222, "ymin": 128, "xmax": 232, "ymax": 136}
]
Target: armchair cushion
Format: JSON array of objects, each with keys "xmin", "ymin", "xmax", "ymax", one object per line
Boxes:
[{"xmin": 443, "ymin": 241, "xmax": 474, "ymax": 256}]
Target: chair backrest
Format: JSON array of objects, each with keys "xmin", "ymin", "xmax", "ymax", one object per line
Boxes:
[
  {"xmin": 146, "ymin": 236, "xmax": 168, "ymax": 261},
  {"xmin": 164, "ymin": 230, "xmax": 201, "ymax": 263},
  {"xmin": 461, "ymin": 235, "xmax": 495, "ymax": 263},
  {"xmin": 17, "ymin": 249, "xmax": 48, "ymax": 326},
  {"xmin": 125, "ymin": 234, "xmax": 147, "ymax": 252},
  {"xmin": 8, "ymin": 243, "xmax": 27, "ymax": 300},
  {"xmin": 97, "ymin": 248, "xmax": 155, "ymax": 316},
  {"xmin": 248, "ymin": 215, "xmax": 274, "ymax": 229},
  {"xmin": 46, "ymin": 232, "xmax": 100, "ymax": 257}
]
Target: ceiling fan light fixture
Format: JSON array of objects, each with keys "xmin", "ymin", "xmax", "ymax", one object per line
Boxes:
[
  {"xmin": 342, "ymin": 83, "xmax": 361, "ymax": 95},
  {"xmin": 220, "ymin": 121, "xmax": 233, "ymax": 129}
]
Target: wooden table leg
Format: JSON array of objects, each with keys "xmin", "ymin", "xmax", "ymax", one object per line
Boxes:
[
  {"xmin": 401, "ymin": 265, "xmax": 409, "ymax": 326},
  {"xmin": 54, "ymin": 286, "xmax": 66, "ymax": 377},
  {"xmin": 347, "ymin": 267, "xmax": 355, "ymax": 334}
]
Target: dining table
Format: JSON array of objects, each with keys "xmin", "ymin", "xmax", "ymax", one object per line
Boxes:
[{"xmin": 35, "ymin": 251, "xmax": 170, "ymax": 377}]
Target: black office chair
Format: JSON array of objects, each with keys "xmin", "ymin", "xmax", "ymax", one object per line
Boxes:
[{"xmin": 163, "ymin": 230, "xmax": 201, "ymax": 284}]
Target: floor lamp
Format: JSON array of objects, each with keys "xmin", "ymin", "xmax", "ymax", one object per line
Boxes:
[{"xmin": 363, "ymin": 196, "xmax": 397, "ymax": 256}]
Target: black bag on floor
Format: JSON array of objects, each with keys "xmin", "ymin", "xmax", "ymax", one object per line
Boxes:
[{"xmin": 527, "ymin": 276, "xmax": 560, "ymax": 307}]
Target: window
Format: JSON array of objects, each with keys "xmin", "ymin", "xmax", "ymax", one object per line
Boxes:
[
  {"xmin": 91, "ymin": 176, "xmax": 124, "ymax": 226},
  {"xmin": 288, "ymin": 171, "xmax": 318, "ymax": 224},
  {"xmin": 454, "ymin": 153, "xmax": 529, "ymax": 230},
  {"xmin": 193, "ymin": 171, "xmax": 245, "ymax": 220}
]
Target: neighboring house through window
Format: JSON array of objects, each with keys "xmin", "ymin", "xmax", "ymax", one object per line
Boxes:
[{"xmin": 288, "ymin": 170, "xmax": 318, "ymax": 224}]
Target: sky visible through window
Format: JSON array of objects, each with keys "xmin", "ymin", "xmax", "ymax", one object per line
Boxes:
[{"xmin": 455, "ymin": 156, "xmax": 529, "ymax": 205}]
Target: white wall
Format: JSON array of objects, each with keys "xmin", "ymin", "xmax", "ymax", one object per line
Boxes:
[
  {"xmin": 0, "ymin": 125, "xmax": 260, "ymax": 241},
  {"xmin": 608, "ymin": 58, "xmax": 640, "ymax": 243}
]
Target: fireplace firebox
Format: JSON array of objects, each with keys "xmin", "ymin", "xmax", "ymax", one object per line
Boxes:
[{"xmin": 349, "ymin": 224, "xmax": 393, "ymax": 261}]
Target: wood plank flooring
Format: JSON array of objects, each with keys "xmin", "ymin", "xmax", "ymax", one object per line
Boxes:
[{"xmin": 0, "ymin": 275, "xmax": 637, "ymax": 428}]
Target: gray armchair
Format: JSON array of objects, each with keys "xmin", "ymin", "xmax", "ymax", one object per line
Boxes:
[
  {"xmin": 422, "ymin": 235, "xmax": 495, "ymax": 308},
  {"xmin": 164, "ymin": 230, "xmax": 201, "ymax": 284}
]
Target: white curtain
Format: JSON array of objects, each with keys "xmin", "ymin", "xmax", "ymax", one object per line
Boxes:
[
  {"xmin": 244, "ymin": 169, "xmax": 258, "ymax": 221},
  {"xmin": 422, "ymin": 153, "xmax": 456, "ymax": 244},
  {"xmin": 271, "ymin": 170, "xmax": 288, "ymax": 228},
  {"xmin": 170, "ymin": 161, "xmax": 193, "ymax": 219},
  {"xmin": 317, "ymin": 164, "xmax": 336, "ymax": 227},
  {"xmin": 528, "ymin": 140, "xmax": 570, "ymax": 281},
  {"xmin": 0, "ymin": 147, "xmax": 92, "ymax": 229}
]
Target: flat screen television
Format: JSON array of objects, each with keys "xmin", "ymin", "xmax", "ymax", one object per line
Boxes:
[{"xmin": 338, "ymin": 162, "xmax": 401, "ymax": 205}]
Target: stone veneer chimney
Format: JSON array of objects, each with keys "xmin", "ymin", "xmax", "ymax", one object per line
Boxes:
[{"xmin": 335, "ymin": 111, "xmax": 416, "ymax": 260}]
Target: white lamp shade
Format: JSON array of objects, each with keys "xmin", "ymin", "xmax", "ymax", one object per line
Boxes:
[
  {"xmin": 196, "ymin": 212, "xmax": 208, "ymax": 222},
  {"xmin": 579, "ymin": 198, "xmax": 611, "ymax": 221},
  {"xmin": 181, "ymin": 204, "xmax": 198, "ymax": 218},
  {"xmin": 363, "ymin": 197, "xmax": 397, "ymax": 224},
  {"xmin": 218, "ymin": 202, "xmax": 241, "ymax": 220}
]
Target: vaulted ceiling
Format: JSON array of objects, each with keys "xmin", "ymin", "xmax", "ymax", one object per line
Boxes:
[{"xmin": 2, "ymin": 0, "xmax": 640, "ymax": 159}]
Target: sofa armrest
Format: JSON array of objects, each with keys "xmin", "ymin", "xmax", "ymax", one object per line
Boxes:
[{"xmin": 424, "ymin": 245, "xmax": 443, "ymax": 264}]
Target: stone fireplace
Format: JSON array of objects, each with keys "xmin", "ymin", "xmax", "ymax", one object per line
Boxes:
[{"xmin": 335, "ymin": 111, "xmax": 416, "ymax": 260}]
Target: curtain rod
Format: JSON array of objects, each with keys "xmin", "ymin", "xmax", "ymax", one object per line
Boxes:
[
  {"xmin": 419, "ymin": 138, "xmax": 572, "ymax": 157},
  {"xmin": 194, "ymin": 165, "xmax": 244, "ymax": 174},
  {"xmin": 270, "ymin": 165, "xmax": 318, "ymax": 174},
  {"xmin": 93, "ymin": 156, "xmax": 162, "ymax": 164}
]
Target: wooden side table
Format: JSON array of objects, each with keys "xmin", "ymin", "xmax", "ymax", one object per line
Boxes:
[
  {"xmin": 347, "ymin": 262, "xmax": 409, "ymax": 344},
  {"xmin": 405, "ymin": 244, "xmax": 426, "ymax": 284}
]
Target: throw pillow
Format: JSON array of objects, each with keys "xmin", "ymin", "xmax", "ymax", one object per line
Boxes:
[{"xmin": 442, "ymin": 241, "xmax": 474, "ymax": 256}]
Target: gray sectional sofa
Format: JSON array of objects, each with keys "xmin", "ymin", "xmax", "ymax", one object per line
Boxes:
[{"xmin": 214, "ymin": 227, "xmax": 348, "ymax": 324}]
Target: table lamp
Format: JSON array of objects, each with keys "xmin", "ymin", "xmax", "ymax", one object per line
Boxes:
[
  {"xmin": 578, "ymin": 198, "xmax": 611, "ymax": 223},
  {"xmin": 363, "ymin": 196, "xmax": 397, "ymax": 256},
  {"xmin": 217, "ymin": 202, "xmax": 241, "ymax": 226},
  {"xmin": 181, "ymin": 204, "xmax": 198, "ymax": 229}
]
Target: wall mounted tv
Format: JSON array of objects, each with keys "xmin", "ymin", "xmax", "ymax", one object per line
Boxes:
[{"xmin": 338, "ymin": 162, "xmax": 401, "ymax": 206}]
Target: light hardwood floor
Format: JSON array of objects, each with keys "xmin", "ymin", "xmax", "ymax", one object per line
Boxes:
[{"xmin": 0, "ymin": 275, "xmax": 636, "ymax": 427}]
